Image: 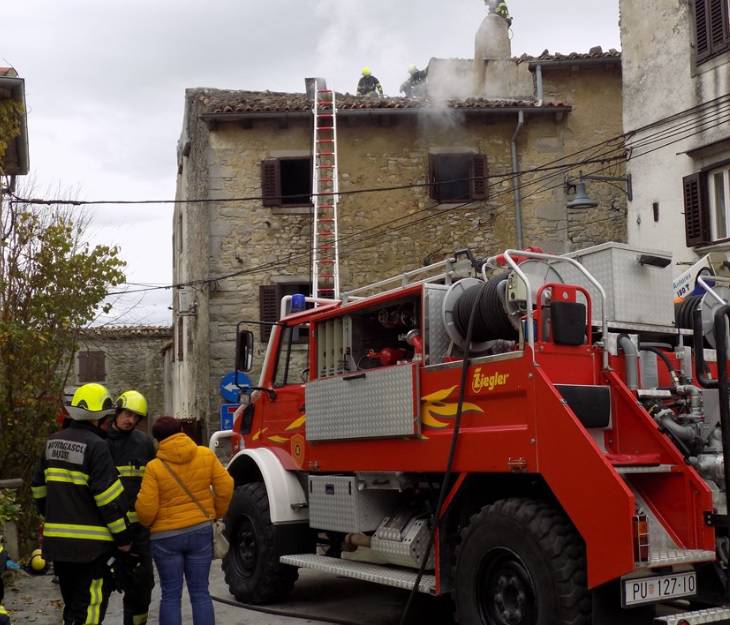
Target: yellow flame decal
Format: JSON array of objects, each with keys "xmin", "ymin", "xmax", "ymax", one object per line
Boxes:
[
  {"xmin": 285, "ymin": 415, "xmax": 306, "ymax": 431},
  {"xmin": 267, "ymin": 435, "xmax": 290, "ymax": 444},
  {"xmin": 421, "ymin": 386, "xmax": 485, "ymax": 429},
  {"xmin": 252, "ymin": 427, "xmax": 268, "ymax": 441},
  {"xmin": 428, "ymin": 402, "xmax": 484, "ymax": 418},
  {"xmin": 421, "ymin": 411, "xmax": 450, "ymax": 429},
  {"xmin": 422, "ymin": 386, "xmax": 458, "ymax": 403}
]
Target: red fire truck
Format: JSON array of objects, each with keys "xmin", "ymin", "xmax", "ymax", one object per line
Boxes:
[{"xmin": 210, "ymin": 244, "xmax": 730, "ymax": 625}]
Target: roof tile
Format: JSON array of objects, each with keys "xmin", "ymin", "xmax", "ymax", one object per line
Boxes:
[{"xmin": 201, "ymin": 90, "xmax": 570, "ymax": 116}]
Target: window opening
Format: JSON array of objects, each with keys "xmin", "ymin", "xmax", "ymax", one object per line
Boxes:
[
  {"xmin": 280, "ymin": 158, "xmax": 312, "ymax": 206},
  {"xmin": 432, "ymin": 154, "xmax": 473, "ymax": 203}
]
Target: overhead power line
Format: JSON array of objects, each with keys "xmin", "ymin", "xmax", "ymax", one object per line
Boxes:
[{"xmin": 107, "ymin": 100, "xmax": 730, "ymax": 297}]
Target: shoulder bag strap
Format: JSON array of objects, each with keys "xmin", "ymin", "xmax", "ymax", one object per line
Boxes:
[{"xmin": 160, "ymin": 460, "xmax": 213, "ymax": 520}]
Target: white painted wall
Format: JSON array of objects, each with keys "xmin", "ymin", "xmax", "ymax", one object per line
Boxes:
[{"xmin": 620, "ymin": 0, "xmax": 730, "ymax": 270}]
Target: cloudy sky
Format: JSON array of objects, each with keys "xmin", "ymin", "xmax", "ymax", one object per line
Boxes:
[{"xmin": 3, "ymin": 0, "xmax": 621, "ymax": 326}]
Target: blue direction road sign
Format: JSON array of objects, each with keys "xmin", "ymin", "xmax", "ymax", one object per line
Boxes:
[
  {"xmin": 220, "ymin": 371, "xmax": 252, "ymax": 404},
  {"xmin": 220, "ymin": 404, "xmax": 238, "ymax": 431}
]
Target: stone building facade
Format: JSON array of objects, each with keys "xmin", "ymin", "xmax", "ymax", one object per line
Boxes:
[
  {"xmin": 620, "ymin": 0, "xmax": 730, "ymax": 267},
  {"xmin": 173, "ymin": 4, "xmax": 627, "ymax": 435},
  {"xmin": 72, "ymin": 326, "xmax": 172, "ymax": 432}
]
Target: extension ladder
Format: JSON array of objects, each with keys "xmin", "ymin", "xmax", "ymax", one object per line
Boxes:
[{"xmin": 311, "ymin": 80, "xmax": 340, "ymax": 300}]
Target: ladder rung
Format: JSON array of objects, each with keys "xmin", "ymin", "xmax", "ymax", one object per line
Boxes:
[
  {"xmin": 317, "ymin": 165, "xmax": 335, "ymax": 169},
  {"xmin": 317, "ymin": 152, "xmax": 335, "ymax": 156},
  {"xmin": 318, "ymin": 127, "xmax": 335, "ymax": 131},
  {"xmin": 318, "ymin": 260, "xmax": 336, "ymax": 264},
  {"xmin": 319, "ymin": 274, "xmax": 334, "ymax": 279},
  {"xmin": 316, "ymin": 139, "xmax": 334, "ymax": 143}
]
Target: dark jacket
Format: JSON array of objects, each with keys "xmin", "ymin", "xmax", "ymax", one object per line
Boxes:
[
  {"xmin": 107, "ymin": 427, "xmax": 156, "ymax": 547},
  {"xmin": 32, "ymin": 421, "xmax": 131, "ymax": 562},
  {"xmin": 357, "ymin": 75, "xmax": 383, "ymax": 96}
]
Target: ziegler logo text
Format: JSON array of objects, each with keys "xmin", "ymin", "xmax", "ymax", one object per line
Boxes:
[{"xmin": 471, "ymin": 368, "xmax": 510, "ymax": 393}]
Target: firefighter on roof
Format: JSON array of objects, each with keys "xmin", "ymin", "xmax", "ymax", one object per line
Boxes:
[
  {"xmin": 32, "ymin": 383, "xmax": 132, "ymax": 625},
  {"xmin": 357, "ymin": 67, "xmax": 383, "ymax": 97},
  {"xmin": 496, "ymin": 1, "xmax": 512, "ymax": 26},
  {"xmin": 107, "ymin": 390, "xmax": 156, "ymax": 625},
  {"xmin": 400, "ymin": 65, "xmax": 428, "ymax": 98}
]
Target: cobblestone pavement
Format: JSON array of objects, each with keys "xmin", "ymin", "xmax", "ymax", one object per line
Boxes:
[{"xmin": 5, "ymin": 561, "xmax": 454, "ymax": 625}]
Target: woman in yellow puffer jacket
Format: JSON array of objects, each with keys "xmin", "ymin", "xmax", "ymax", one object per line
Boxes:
[{"xmin": 136, "ymin": 417, "xmax": 233, "ymax": 625}]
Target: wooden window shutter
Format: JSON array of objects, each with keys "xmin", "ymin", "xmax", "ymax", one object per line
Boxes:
[
  {"xmin": 259, "ymin": 284, "xmax": 279, "ymax": 342},
  {"xmin": 695, "ymin": 0, "xmax": 711, "ymax": 59},
  {"xmin": 78, "ymin": 351, "xmax": 106, "ymax": 382},
  {"xmin": 709, "ymin": 0, "xmax": 730, "ymax": 54},
  {"xmin": 261, "ymin": 159, "xmax": 281, "ymax": 207},
  {"xmin": 428, "ymin": 154, "xmax": 440, "ymax": 202},
  {"xmin": 683, "ymin": 172, "xmax": 709, "ymax": 247},
  {"xmin": 471, "ymin": 154, "xmax": 488, "ymax": 200}
]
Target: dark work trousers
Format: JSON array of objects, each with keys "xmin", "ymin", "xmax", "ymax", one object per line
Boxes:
[
  {"xmin": 122, "ymin": 550, "xmax": 154, "ymax": 625},
  {"xmin": 55, "ymin": 555, "xmax": 114, "ymax": 625}
]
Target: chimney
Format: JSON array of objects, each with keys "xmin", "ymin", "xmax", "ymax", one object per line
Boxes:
[{"xmin": 473, "ymin": 0, "xmax": 513, "ymax": 96}]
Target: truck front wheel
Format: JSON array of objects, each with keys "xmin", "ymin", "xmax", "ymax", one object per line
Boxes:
[
  {"xmin": 222, "ymin": 482, "xmax": 298, "ymax": 604},
  {"xmin": 454, "ymin": 498, "xmax": 590, "ymax": 625}
]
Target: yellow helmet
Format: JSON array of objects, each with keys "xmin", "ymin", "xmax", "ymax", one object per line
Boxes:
[
  {"xmin": 30, "ymin": 549, "xmax": 47, "ymax": 573},
  {"xmin": 362, "ymin": 67, "xmax": 372, "ymax": 76},
  {"xmin": 116, "ymin": 390, "xmax": 148, "ymax": 419},
  {"xmin": 67, "ymin": 383, "xmax": 115, "ymax": 421}
]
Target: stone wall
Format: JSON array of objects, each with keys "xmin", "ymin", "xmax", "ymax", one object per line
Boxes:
[
  {"xmin": 174, "ymin": 60, "xmax": 626, "ymax": 435},
  {"xmin": 74, "ymin": 326, "xmax": 172, "ymax": 432}
]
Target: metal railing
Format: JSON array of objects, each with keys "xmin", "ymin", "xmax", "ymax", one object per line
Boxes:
[{"xmin": 484, "ymin": 249, "xmax": 609, "ymax": 368}]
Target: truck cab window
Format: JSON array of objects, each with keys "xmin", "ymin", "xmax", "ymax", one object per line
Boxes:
[{"xmin": 273, "ymin": 324, "xmax": 309, "ymax": 387}]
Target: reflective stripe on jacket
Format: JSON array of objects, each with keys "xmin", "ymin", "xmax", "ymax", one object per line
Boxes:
[
  {"xmin": 107, "ymin": 427, "xmax": 156, "ymax": 546},
  {"xmin": 32, "ymin": 421, "xmax": 131, "ymax": 562}
]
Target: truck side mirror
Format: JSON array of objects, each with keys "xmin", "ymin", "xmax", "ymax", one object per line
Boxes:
[{"xmin": 235, "ymin": 330, "xmax": 254, "ymax": 372}]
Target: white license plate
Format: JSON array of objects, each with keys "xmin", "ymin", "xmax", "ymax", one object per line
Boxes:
[{"xmin": 623, "ymin": 571, "xmax": 697, "ymax": 606}]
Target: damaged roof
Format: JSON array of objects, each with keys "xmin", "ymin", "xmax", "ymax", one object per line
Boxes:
[
  {"xmin": 199, "ymin": 90, "xmax": 570, "ymax": 119},
  {"xmin": 521, "ymin": 46, "xmax": 622, "ymax": 69}
]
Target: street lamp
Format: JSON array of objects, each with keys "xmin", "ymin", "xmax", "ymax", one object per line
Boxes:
[{"xmin": 565, "ymin": 171, "xmax": 633, "ymax": 209}]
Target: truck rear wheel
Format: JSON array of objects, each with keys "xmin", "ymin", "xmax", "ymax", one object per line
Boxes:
[
  {"xmin": 222, "ymin": 482, "xmax": 298, "ymax": 604},
  {"xmin": 454, "ymin": 498, "xmax": 590, "ymax": 625}
]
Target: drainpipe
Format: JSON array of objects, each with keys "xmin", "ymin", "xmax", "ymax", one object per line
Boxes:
[
  {"xmin": 535, "ymin": 64, "xmax": 544, "ymax": 106},
  {"xmin": 511, "ymin": 110, "xmax": 525, "ymax": 249}
]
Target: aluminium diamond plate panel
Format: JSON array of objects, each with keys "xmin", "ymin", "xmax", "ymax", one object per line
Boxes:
[
  {"xmin": 424, "ymin": 284, "xmax": 450, "ymax": 365},
  {"xmin": 371, "ymin": 516, "xmax": 434, "ymax": 569},
  {"xmin": 279, "ymin": 554, "xmax": 436, "ymax": 594},
  {"xmin": 306, "ymin": 363, "xmax": 419, "ymax": 441},
  {"xmin": 563, "ymin": 242, "xmax": 674, "ymax": 327},
  {"xmin": 308, "ymin": 475, "xmax": 399, "ymax": 533},
  {"xmin": 656, "ymin": 607, "xmax": 730, "ymax": 625}
]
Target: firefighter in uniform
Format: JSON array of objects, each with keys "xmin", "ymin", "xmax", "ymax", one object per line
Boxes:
[
  {"xmin": 107, "ymin": 390, "xmax": 156, "ymax": 625},
  {"xmin": 32, "ymin": 383, "xmax": 131, "ymax": 625},
  {"xmin": 357, "ymin": 67, "xmax": 383, "ymax": 97}
]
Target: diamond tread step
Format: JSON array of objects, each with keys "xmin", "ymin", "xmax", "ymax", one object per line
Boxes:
[
  {"xmin": 616, "ymin": 464, "xmax": 675, "ymax": 474},
  {"xmin": 280, "ymin": 554, "xmax": 435, "ymax": 594},
  {"xmin": 654, "ymin": 606, "xmax": 730, "ymax": 624},
  {"xmin": 646, "ymin": 549, "xmax": 715, "ymax": 567}
]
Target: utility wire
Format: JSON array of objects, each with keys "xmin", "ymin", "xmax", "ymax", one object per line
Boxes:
[
  {"xmin": 103, "ymin": 107, "xmax": 729, "ymax": 298},
  {"xmin": 9, "ymin": 92, "xmax": 730, "ymax": 209},
  {"xmin": 24, "ymin": 96, "xmax": 728, "ymax": 299}
]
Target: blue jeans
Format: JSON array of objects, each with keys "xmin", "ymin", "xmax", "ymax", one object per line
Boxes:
[{"xmin": 151, "ymin": 525, "xmax": 214, "ymax": 625}]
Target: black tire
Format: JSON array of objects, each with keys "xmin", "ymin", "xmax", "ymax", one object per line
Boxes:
[
  {"xmin": 454, "ymin": 498, "xmax": 590, "ymax": 625},
  {"xmin": 222, "ymin": 482, "xmax": 298, "ymax": 604}
]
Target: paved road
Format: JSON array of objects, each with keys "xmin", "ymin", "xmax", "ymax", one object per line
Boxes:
[{"xmin": 7, "ymin": 561, "xmax": 454, "ymax": 625}]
